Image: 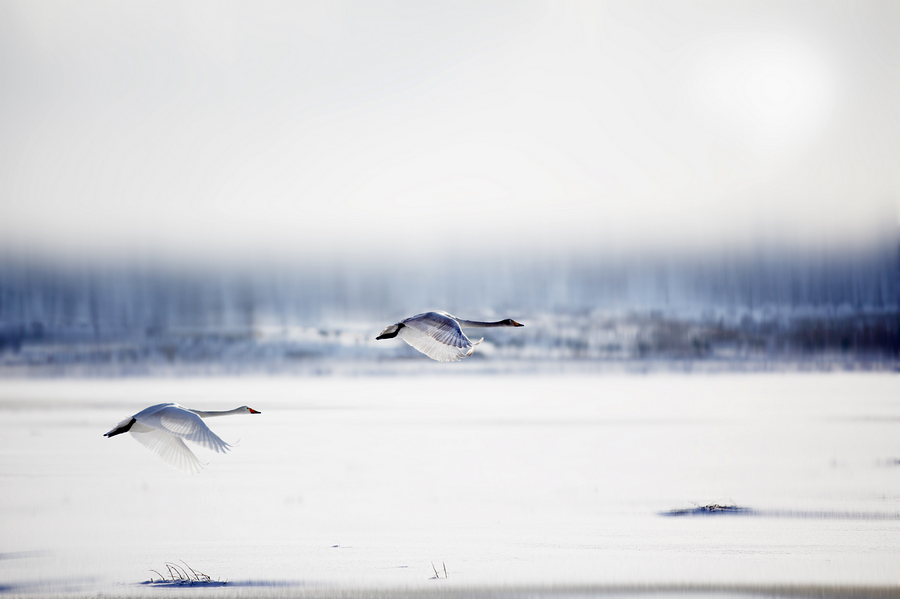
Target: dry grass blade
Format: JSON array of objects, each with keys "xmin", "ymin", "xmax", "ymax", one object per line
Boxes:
[
  {"xmin": 430, "ymin": 561, "xmax": 449, "ymax": 579},
  {"xmin": 166, "ymin": 562, "xmax": 190, "ymax": 581},
  {"xmin": 146, "ymin": 561, "xmax": 223, "ymax": 586},
  {"xmin": 181, "ymin": 560, "xmax": 206, "ymax": 582}
]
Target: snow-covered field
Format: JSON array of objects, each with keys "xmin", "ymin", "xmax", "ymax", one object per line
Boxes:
[{"xmin": 1, "ymin": 373, "xmax": 899, "ymax": 598}]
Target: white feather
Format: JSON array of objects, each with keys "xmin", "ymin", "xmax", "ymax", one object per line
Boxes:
[
  {"xmin": 136, "ymin": 405, "xmax": 232, "ymax": 455},
  {"xmin": 399, "ymin": 324, "xmax": 479, "ymax": 362},
  {"xmin": 105, "ymin": 403, "xmax": 259, "ymax": 474},
  {"xmin": 377, "ymin": 311, "xmax": 522, "ymax": 362},
  {"xmin": 129, "ymin": 422, "xmax": 205, "ymax": 474}
]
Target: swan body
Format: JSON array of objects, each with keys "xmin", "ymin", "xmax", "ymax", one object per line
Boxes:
[
  {"xmin": 376, "ymin": 310, "xmax": 523, "ymax": 362},
  {"xmin": 104, "ymin": 403, "xmax": 261, "ymax": 473}
]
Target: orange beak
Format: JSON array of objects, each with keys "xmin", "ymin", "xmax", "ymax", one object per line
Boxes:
[{"xmin": 249, "ymin": 408, "xmax": 261, "ymax": 414}]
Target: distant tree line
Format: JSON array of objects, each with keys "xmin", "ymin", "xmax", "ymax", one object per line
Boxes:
[{"xmin": 0, "ymin": 243, "xmax": 896, "ymax": 359}]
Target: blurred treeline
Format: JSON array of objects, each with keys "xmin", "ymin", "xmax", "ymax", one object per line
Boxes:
[{"xmin": 0, "ymin": 243, "xmax": 897, "ymax": 371}]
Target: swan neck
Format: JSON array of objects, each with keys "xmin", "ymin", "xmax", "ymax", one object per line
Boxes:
[
  {"xmin": 190, "ymin": 408, "xmax": 244, "ymax": 418},
  {"xmin": 455, "ymin": 319, "xmax": 511, "ymax": 328}
]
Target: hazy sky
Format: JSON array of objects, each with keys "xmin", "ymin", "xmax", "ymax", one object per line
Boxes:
[{"xmin": 1, "ymin": 0, "xmax": 898, "ymax": 264}]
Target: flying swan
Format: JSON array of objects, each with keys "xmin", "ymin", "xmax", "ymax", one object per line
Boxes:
[
  {"xmin": 104, "ymin": 403, "xmax": 261, "ymax": 473},
  {"xmin": 376, "ymin": 311, "xmax": 524, "ymax": 362}
]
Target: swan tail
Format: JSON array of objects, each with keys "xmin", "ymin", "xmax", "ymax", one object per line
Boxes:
[
  {"xmin": 104, "ymin": 417, "xmax": 136, "ymax": 438},
  {"xmin": 462, "ymin": 338, "xmax": 482, "ymax": 359}
]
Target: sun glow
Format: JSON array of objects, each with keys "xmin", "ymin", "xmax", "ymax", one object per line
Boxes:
[{"xmin": 689, "ymin": 36, "xmax": 835, "ymax": 154}]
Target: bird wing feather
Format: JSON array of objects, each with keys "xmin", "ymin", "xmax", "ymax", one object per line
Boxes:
[
  {"xmin": 129, "ymin": 422, "xmax": 204, "ymax": 474},
  {"xmin": 399, "ymin": 312, "xmax": 480, "ymax": 362},
  {"xmin": 135, "ymin": 405, "xmax": 232, "ymax": 454}
]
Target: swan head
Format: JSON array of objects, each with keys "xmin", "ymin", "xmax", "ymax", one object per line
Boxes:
[
  {"xmin": 240, "ymin": 406, "xmax": 262, "ymax": 414},
  {"xmin": 376, "ymin": 323, "xmax": 403, "ymax": 340},
  {"xmin": 504, "ymin": 319, "xmax": 524, "ymax": 327}
]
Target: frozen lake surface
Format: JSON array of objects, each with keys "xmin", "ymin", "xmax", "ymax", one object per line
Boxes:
[{"xmin": 1, "ymin": 373, "xmax": 899, "ymax": 598}]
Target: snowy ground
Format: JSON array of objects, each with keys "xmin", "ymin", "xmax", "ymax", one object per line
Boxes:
[{"xmin": 1, "ymin": 373, "xmax": 899, "ymax": 598}]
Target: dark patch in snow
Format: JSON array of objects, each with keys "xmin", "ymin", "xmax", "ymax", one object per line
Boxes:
[
  {"xmin": 0, "ymin": 551, "xmax": 46, "ymax": 560},
  {"xmin": 663, "ymin": 505, "xmax": 900, "ymax": 520},
  {"xmin": 141, "ymin": 579, "xmax": 229, "ymax": 588},
  {"xmin": 664, "ymin": 504, "xmax": 753, "ymax": 517}
]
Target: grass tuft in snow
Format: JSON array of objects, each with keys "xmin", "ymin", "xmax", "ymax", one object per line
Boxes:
[
  {"xmin": 145, "ymin": 560, "xmax": 225, "ymax": 586},
  {"xmin": 430, "ymin": 562, "xmax": 449, "ymax": 580}
]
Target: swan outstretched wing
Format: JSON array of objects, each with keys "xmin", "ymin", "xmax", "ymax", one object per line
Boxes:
[
  {"xmin": 399, "ymin": 312, "xmax": 481, "ymax": 362},
  {"xmin": 129, "ymin": 422, "xmax": 204, "ymax": 474},
  {"xmin": 136, "ymin": 405, "xmax": 232, "ymax": 454}
]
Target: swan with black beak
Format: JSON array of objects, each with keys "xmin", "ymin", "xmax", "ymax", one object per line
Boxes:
[
  {"xmin": 377, "ymin": 310, "xmax": 524, "ymax": 362},
  {"xmin": 104, "ymin": 403, "xmax": 261, "ymax": 473}
]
